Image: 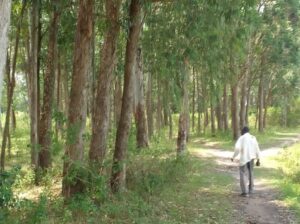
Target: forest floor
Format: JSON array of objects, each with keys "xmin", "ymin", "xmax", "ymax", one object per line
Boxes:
[{"xmin": 191, "ymin": 132, "xmax": 300, "ymax": 224}]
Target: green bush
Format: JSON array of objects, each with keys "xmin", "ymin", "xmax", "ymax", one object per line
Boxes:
[
  {"xmin": 279, "ymin": 143, "xmax": 300, "ymax": 182},
  {"xmin": 0, "ymin": 166, "xmax": 21, "ymax": 207}
]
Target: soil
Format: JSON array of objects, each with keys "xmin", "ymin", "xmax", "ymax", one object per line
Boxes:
[{"xmin": 193, "ymin": 133, "xmax": 300, "ymax": 224}]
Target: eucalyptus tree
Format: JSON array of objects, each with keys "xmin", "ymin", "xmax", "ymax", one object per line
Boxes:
[
  {"xmin": 89, "ymin": 0, "xmax": 122, "ymax": 170},
  {"xmin": 62, "ymin": 0, "xmax": 94, "ymax": 199},
  {"xmin": 38, "ymin": 0, "xmax": 60, "ymax": 171},
  {"xmin": 111, "ymin": 0, "xmax": 144, "ymax": 193},
  {"xmin": 1, "ymin": 0, "xmax": 26, "ymax": 170},
  {"xmin": 0, "ymin": 1, "xmax": 12, "ymax": 106},
  {"xmin": 28, "ymin": 0, "xmax": 40, "ymax": 169}
]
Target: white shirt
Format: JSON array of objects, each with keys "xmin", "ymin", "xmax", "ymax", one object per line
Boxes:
[{"xmin": 232, "ymin": 133, "xmax": 260, "ymax": 166}]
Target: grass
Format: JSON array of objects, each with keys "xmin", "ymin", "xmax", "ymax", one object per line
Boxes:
[
  {"xmin": 261, "ymin": 142, "xmax": 300, "ymax": 221},
  {"xmin": 1, "ymin": 123, "xmax": 237, "ymax": 224},
  {"xmin": 1, "ymin": 113, "xmax": 300, "ymax": 223}
]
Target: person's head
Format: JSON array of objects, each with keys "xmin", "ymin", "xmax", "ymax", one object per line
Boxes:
[{"xmin": 241, "ymin": 126, "xmax": 249, "ymax": 135}]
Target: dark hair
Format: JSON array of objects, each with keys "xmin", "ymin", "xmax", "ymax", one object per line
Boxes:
[{"xmin": 241, "ymin": 126, "xmax": 249, "ymax": 135}]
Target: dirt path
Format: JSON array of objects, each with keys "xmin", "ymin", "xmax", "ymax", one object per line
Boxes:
[{"xmin": 193, "ymin": 134, "xmax": 300, "ymax": 224}]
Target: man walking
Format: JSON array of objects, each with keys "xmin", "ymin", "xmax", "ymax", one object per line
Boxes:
[{"xmin": 231, "ymin": 126, "xmax": 261, "ymax": 197}]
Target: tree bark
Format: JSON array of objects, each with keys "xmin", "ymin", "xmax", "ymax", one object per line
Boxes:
[
  {"xmin": 239, "ymin": 75, "xmax": 248, "ymax": 129},
  {"xmin": 38, "ymin": 0, "xmax": 60, "ymax": 170},
  {"xmin": 29, "ymin": 0, "xmax": 40, "ymax": 170},
  {"xmin": 231, "ymin": 83, "xmax": 240, "ymax": 140},
  {"xmin": 258, "ymin": 73, "xmax": 264, "ymax": 132},
  {"xmin": 210, "ymin": 102, "xmax": 216, "ymax": 137},
  {"xmin": 0, "ymin": 0, "xmax": 12, "ymax": 103},
  {"xmin": 133, "ymin": 48, "xmax": 148, "ymax": 148},
  {"xmin": 196, "ymin": 73, "xmax": 201, "ymax": 134},
  {"xmin": 1, "ymin": 0, "xmax": 26, "ymax": 170},
  {"xmin": 89, "ymin": 0, "xmax": 121, "ymax": 168},
  {"xmin": 177, "ymin": 61, "xmax": 189, "ymax": 155},
  {"xmin": 222, "ymin": 85, "xmax": 229, "ymax": 131},
  {"xmin": 168, "ymin": 106, "xmax": 173, "ymax": 139},
  {"xmin": 111, "ymin": 0, "xmax": 143, "ymax": 193},
  {"xmin": 215, "ymin": 94, "xmax": 223, "ymax": 131},
  {"xmin": 156, "ymin": 77, "xmax": 163, "ymax": 131},
  {"xmin": 62, "ymin": 0, "xmax": 94, "ymax": 199},
  {"xmin": 146, "ymin": 73, "xmax": 153, "ymax": 138},
  {"xmin": 192, "ymin": 68, "xmax": 196, "ymax": 132},
  {"xmin": 114, "ymin": 75, "xmax": 122, "ymax": 126}
]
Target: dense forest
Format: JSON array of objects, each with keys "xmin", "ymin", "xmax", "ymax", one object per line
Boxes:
[{"xmin": 0, "ymin": 0, "xmax": 300, "ymax": 223}]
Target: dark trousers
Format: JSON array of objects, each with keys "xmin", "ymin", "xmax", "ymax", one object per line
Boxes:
[{"xmin": 239, "ymin": 159, "xmax": 254, "ymax": 194}]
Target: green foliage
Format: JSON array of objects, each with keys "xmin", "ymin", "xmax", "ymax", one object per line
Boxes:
[
  {"xmin": 278, "ymin": 143, "xmax": 300, "ymax": 182},
  {"xmin": 0, "ymin": 166, "xmax": 21, "ymax": 207}
]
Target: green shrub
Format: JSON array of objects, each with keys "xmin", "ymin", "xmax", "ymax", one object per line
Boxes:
[{"xmin": 0, "ymin": 166, "xmax": 21, "ymax": 207}]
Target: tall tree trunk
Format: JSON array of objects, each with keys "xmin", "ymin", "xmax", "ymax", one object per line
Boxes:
[
  {"xmin": 245, "ymin": 83, "xmax": 251, "ymax": 126},
  {"xmin": 196, "ymin": 74, "xmax": 201, "ymax": 134},
  {"xmin": 239, "ymin": 75, "xmax": 248, "ymax": 129},
  {"xmin": 210, "ymin": 102, "xmax": 216, "ymax": 137},
  {"xmin": 146, "ymin": 73, "xmax": 153, "ymax": 139},
  {"xmin": 0, "ymin": 56, "xmax": 13, "ymax": 170},
  {"xmin": 0, "ymin": 0, "xmax": 12, "ymax": 103},
  {"xmin": 62, "ymin": 0, "xmax": 94, "ymax": 199},
  {"xmin": 29, "ymin": 0, "xmax": 40, "ymax": 171},
  {"xmin": 133, "ymin": 48, "xmax": 148, "ymax": 148},
  {"xmin": 114, "ymin": 75, "xmax": 122, "ymax": 127},
  {"xmin": 231, "ymin": 83, "xmax": 239, "ymax": 140},
  {"xmin": 168, "ymin": 106, "xmax": 173, "ymax": 139},
  {"xmin": 89, "ymin": 0, "xmax": 121, "ymax": 168},
  {"xmin": 258, "ymin": 73, "xmax": 264, "ymax": 132},
  {"xmin": 215, "ymin": 97, "xmax": 223, "ymax": 131},
  {"xmin": 55, "ymin": 52, "xmax": 62, "ymax": 138},
  {"xmin": 38, "ymin": 0, "xmax": 60, "ymax": 171},
  {"xmin": 222, "ymin": 85, "xmax": 229, "ymax": 131},
  {"xmin": 62, "ymin": 61, "xmax": 69, "ymax": 117},
  {"xmin": 177, "ymin": 61, "xmax": 190, "ymax": 155},
  {"xmin": 111, "ymin": 0, "xmax": 143, "ymax": 193},
  {"xmin": 1, "ymin": 0, "xmax": 26, "ymax": 170},
  {"xmin": 192, "ymin": 68, "xmax": 196, "ymax": 132},
  {"xmin": 156, "ymin": 77, "xmax": 163, "ymax": 131},
  {"xmin": 263, "ymin": 82, "xmax": 272, "ymax": 129}
]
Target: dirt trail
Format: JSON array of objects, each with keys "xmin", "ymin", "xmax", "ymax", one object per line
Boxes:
[{"xmin": 193, "ymin": 134, "xmax": 300, "ymax": 224}]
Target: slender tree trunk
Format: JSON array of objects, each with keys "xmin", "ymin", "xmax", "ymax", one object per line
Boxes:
[
  {"xmin": 62, "ymin": 0, "xmax": 94, "ymax": 199},
  {"xmin": 62, "ymin": 61, "xmax": 69, "ymax": 117},
  {"xmin": 258, "ymin": 73, "xmax": 264, "ymax": 132},
  {"xmin": 192, "ymin": 68, "xmax": 196, "ymax": 132},
  {"xmin": 263, "ymin": 82, "xmax": 271, "ymax": 129},
  {"xmin": 177, "ymin": 61, "xmax": 190, "ymax": 155},
  {"xmin": 146, "ymin": 73, "xmax": 153, "ymax": 139},
  {"xmin": 111, "ymin": 0, "xmax": 143, "ymax": 193},
  {"xmin": 168, "ymin": 106, "xmax": 173, "ymax": 139},
  {"xmin": 245, "ymin": 83, "xmax": 251, "ymax": 126},
  {"xmin": 38, "ymin": 0, "xmax": 60, "ymax": 170},
  {"xmin": 0, "ymin": 57, "xmax": 13, "ymax": 170},
  {"xmin": 29, "ymin": 0, "xmax": 40, "ymax": 170},
  {"xmin": 215, "ymin": 97, "xmax": 223, "ymax": 131},
  {"xmin": 222, "ymin": 85, "xmax": 229, "ymax": 131},
  {"xmin": 210, "ymin": 102, "xmax": 216, "ymax": 137},
  {"xmin": 89, "ymin": 0, "xmax": 121, "ymax": 168},
  {"xmin": 156, "ymin": 78, "xmax": 163, "ymax": 131},
  {"xmin": 231, "ymin": 83, "xmax": 239, "ymax": 140},
  {"xmin": 114, "ymin": 75, "xmax": 122, "ymax": 127},
  {"xmin": 55, "ymin": 52, "xmax": 62, "ymax": 137},
  {"xmin": 0, "ymin": 0, "xmax": 12, "ymax": 103},
  {"xmin": 196, "ymin": 74, "xmax": 201, "ymax": 134},
  {"xmin": 1, "ymin": 0, "xmax": 26, "ymax": 170},
  {"xmin": 240, "ymin": 76, "xmax": 248, "ymax": 129},
  {"xmin": 133, "ymin": 48, "xmax": 148, "ymax": 148},
  {"xmin": 204, "ymin": 108, "xmax": 209, "ymax": 134}
]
